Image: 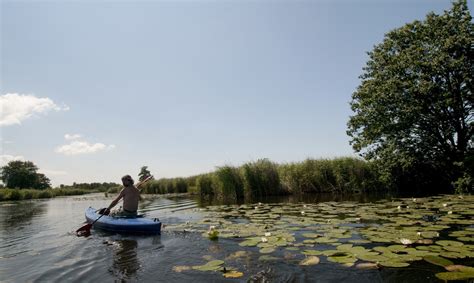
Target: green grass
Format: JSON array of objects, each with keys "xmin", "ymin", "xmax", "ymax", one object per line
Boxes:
[
  {"xmin": 0, "ymin": 188, "xmax": 90, "ymax": 201},
  {"xmin": 200, "ymin": 157, "xmax": 381, "ymax": 198},
  {"xmin": 213, "ymin": 166, "xmax": 243, "ymax": 201}
]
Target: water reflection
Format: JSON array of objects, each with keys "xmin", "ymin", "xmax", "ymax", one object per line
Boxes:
[
  {"xmin": 111, "ymin": 239, "xmax": 140, "ymax": 279},
  {"xmin": 0, "ymin": 201, "xmax": 47, "ymax": 230},
  {"xmin": 193, "ymin": 191, "xmax": 402, "ymax": 207}
]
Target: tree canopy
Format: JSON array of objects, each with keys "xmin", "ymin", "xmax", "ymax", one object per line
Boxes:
[
  {"xmin": 0, "ymin": 160, "xmax": 52, "ymax": 189},
  {"xmin": 347, "ymin": 0, "xmax": 473, "ymax": 192},
  {"xmin": 138, "ymin": 166, "xmax": 152, "ymax": 182}
]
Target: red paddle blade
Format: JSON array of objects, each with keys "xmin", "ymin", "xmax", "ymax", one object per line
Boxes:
[{"xmin": 76, "ymin": 223, "xmax": 92, "ymax": 236}]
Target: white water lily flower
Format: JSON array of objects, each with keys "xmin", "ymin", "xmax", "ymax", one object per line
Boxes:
[
  {"xmin": 397, "ymin": 206, "xmax": 402, "ymax": 209},
  {"xmin": 265, "ymin": 232, "xmax": 272, "ymax": 237},
  {"xmin": 406, "ymin": 206, "xmax": 410, "ymax": 209},
  {"xmin": 303, "ymin": 204, "xmax": 307, "ymax": 208},
  {"xmin": 301, "ymin": 211, "xmax": 305, "ymax": 215},
  {"xmin": 261, "ymin": 237, "xmax": 268, "ymax": 243},
  {"xmin": 209, "ymin": 225, "xmax": 216, "ymax": 231},
  {"xmin": 417, "ymin": 232, "xmax": 422, "ymax": 236},
  {"xmin": 412, "ymin": 198, "xmax": 417, "ymax": 202},
  {"xmin": 443, "ymin": 203, "xmax": 448, "ymax": 207},
  {"xmin": 448, "ymin": 211, "xmax": 453, "ymax": 215},
  {"xmin": 400, "ymin": 238, "xmax": 413, "ymax": 245},
  {"xmin": 258, "ymin": 202, "xmax": 263, "ymax": 206}
]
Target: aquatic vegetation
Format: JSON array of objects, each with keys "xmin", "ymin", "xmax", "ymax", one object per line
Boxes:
[
  {"xmin": 169, "ymin": 194, "xmax": 474, "ymax": 280},
  {"xmin": 0, "ymin": 188, "xmax": 90, "ymax": 201}
]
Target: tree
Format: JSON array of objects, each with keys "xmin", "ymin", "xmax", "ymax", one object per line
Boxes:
[
  {"xmin": 347, "ymin": 0, "xmax": 473, "ymax": 192},
  {"xmin": 138, "ymin": 166, "xmax": 152, "ymax": 181},
  {"xmin": 0, "ymin": 160, "xmax": 51, "ymax": 189}
]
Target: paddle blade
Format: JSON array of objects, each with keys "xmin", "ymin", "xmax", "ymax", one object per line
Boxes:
[{"xmin": 76, "ymin": 223, "xmax": 92, "ymax": 237}]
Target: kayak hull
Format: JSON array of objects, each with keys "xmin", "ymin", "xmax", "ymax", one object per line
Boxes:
[{"xmin": 85, "ymin": 207, "xmax": 161, "ymax": 234}]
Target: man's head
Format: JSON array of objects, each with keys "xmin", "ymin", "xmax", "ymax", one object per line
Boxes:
[{"xmin": 122, "ymin": 175, "xmax": 134, "ymax": 186}]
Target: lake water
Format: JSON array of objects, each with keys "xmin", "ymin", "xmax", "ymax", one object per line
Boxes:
[{"xmin": 0, "ymin": 193, "xmax": 472, "ymax": 282}]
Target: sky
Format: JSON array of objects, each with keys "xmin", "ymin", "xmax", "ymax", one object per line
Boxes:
[{"xmin": 0, "ymin": 0, "xmax": 467, "ymax": 186}]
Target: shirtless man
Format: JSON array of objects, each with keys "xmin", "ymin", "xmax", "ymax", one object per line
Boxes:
[{"xmin": 105, "ymin": 175, "xmax": 142, "ymax": 217}]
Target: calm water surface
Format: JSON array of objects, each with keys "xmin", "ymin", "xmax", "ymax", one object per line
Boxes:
[{"xmin": 0, "ymin": 193, "xmax": 464, "ymax": 282}]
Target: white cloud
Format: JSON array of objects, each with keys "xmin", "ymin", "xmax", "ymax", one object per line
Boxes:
[
  {"xmin": 64, "ymin": 134, "xmax": 82, "ymax": 140},
  {"xmin": 0, "ymin": 154, "xmax": 25, "ymax": 166},
  {"xmin": 56, "ymin": 140, "xmax": 116, "ymax": 156},
  {"xmin": 0, "ymin": 93, "xmax": 69, "ymax": 126}
]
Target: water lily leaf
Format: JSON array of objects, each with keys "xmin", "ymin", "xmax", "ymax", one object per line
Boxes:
[
  {"xmin": 435, "ymin": 272, "xmax": 474, "ymax": 281},
  {"xmin": 423, "ymin": 255, "xmax": 454, "ymax": 267},
  {"xmin": 436, "ymin": 240, "xmax": 464, "ymax": 247},
  {"xmin": 441, "ymin": 252, "xmax": 465, "ymax": 259},
  {"xmin": 207, "ymin": 260, "xmax": 224, "ymax": 266},
  {"xmin": 192, "ymin": 264, "xmax": 223, "ymax": 271},
  {"xmin": 223, "ymin": 271, "xmax": 244, "ymax": 278},
  {"xmin": 327, "ymin": 255, "xmax": 357, "ymax": 264},
  {"xmin": 260, "ymin": 247, "xmax": 276, "ymax": 254},
  {"xmin": 173, "ymin": 265, "xmax": 191, "ymax": 272},
  {"xmin": 355, "ymin": 262, "xmax": 379, "ymax": 269},
  {"xmin": 337, "ymin": 244, "xmax": 354, "ymax": 251},
  {"xmin": 286, "ymin": 247, "xmax": 299, "ymax": 251},
  {"xmin": 378, "ymin": 260, "xmax": 410, "ymax": 267},
  {"xmin": 299, "ymin": 256, "xmax": 320, "ymax": 265},
  {"xmin": 445, "ymin": 265, "xmax": 474, "ymax": 273},
  {"xmin": 302, "ymin": 250, "xmax": 324, "ymax": 256}
]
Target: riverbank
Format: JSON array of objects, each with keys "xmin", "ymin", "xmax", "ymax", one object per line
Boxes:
[
  {"xmin": 140, "ymin": 157, "xmax": 384, "ymax": 200},
  {"xmin": 0, "ymin": 188, "xmax": 92, "ymax": 201}
]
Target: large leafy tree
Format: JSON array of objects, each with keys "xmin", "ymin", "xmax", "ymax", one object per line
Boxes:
[
  {"xmin": 0, "ymin": 160, "xmax": 52, "ymax": 189},
  {"xmin": 138, "ymin": 166, "xmax": 152, "ymax": 182},
  {"xmin": 347, "ymin": 0, "xmax": 473, "ymax": 191}
]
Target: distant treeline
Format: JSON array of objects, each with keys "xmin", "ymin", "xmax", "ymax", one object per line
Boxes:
[
  {"xmin": 59, "ymin": 182, "xmax": 120, "ymax": 192},
  {"xmin": 138, "ymin": 157, "xmax": 382, "ymax": 201},
  {"xmin": 0, "ymin": 188, "xmax": 91, "ymax": 201},
  {"xmin": 0, "ymin": 182, "xmax": 121, "ymax": 201}
]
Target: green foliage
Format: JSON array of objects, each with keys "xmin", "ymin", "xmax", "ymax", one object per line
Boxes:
[
  {"xmin": 0, "ymin": 160, "xmax": 51, "ymax": 189},
  {"xmin": 196, "ymin": 174, "xmax": 214, "ymax": 197},
  {"xmin": 241, "ymin": 159, "xmax": 281, "ymax": 199},
  {"xmin": 138, "ymin": 166, "xmax": 152, "ymax": 182},
  {"xmin": 62, "ymin": 182, "xmax": 119, "ymax": 192},
  {"xmin": 279, "ymin": 158, "xmax": 380, "ymax": 194},
  {"xmin": 213, "ymin": 166, "xmax": 243, "ymax": 200},
  {"xmin": 0, "ymin": 188, "xmax": 89, "ymax": 201},
  {"xmin": 347, "ymin": 0, "xmax": 474, "ymax": 192}
]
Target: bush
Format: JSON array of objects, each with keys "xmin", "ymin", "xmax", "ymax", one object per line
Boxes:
[
  {"xmin": 196, "ymin": 174, "xmax": 214, "ymax": 197},
  {"xmin": 213, "ymin": 166, "xmax": 243, "ymax": 201},
  {"xmin": 241, "ymin": 159, "xmax": 281, "ymax": 199}
]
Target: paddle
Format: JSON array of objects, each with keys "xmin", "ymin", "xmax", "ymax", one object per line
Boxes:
[{"xmin": 76, "ymin": 175, "xmax": 154, "ymax": 236}]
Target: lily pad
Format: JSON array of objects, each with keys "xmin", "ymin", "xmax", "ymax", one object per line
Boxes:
[
  {"xmin": 436, "ymin": 240, "xmax": 464, "ymax": 247},
  {"xmin": 299, "ymin": 256, "xmax": 320, "ymax": 266},
  {"xmin": 223, "ymin": 271, "xmax": 244, "ymax": 278},
  {"xmin": 260, "ymin": 247, "xmax": 276, "ymax": 254},
  {"xmin": 435, "ymin": 272, "xmax": 474, "ymax": 281},
  {"xmin": 173, "ymin": 265, "xmax": 191, "ymax": 272},
  {"xmin": 378, "ymin": 260, "xmax": 410, "ymax": 268},
  {"xmin": 423, "ymin": 255, "xmax": 454, "ymax": 267}
]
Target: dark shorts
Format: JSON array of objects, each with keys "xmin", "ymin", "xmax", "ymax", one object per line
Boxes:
[{"xmin": 113, "ymin": 209, "xmax": 137, "ymax": 218}]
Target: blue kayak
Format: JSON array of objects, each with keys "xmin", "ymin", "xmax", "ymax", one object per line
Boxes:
[{"xmin": 85, "ymin": 207, "xmax": 161, "ymax": 234}]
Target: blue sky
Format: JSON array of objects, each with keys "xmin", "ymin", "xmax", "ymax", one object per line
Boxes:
[{"xmin": 0, "ymin": 0, "xmax": 465, "ymax": 186}]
